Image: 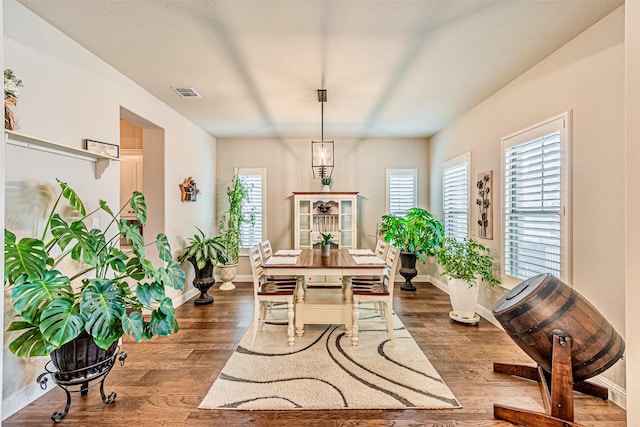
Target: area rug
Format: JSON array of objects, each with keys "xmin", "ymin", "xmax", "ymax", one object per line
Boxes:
[{"xmin": 199, "ymin": 312, "xmax": 461, "ymax": 410}]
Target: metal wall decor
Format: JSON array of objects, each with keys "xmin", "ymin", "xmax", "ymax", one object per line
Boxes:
[
  {"xmin": 312, "ymin": 89, "xmax": 334, "ymax": 179},
  {"xmin": 179, "ymin": 176, "xmax": 200, "ymax": 201},
  {"xmin": 476, "ymin": 170, "xmax": 493, "ymax": 239}
]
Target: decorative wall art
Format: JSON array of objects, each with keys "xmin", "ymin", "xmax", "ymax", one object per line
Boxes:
[
  {"xmin": 476, "ymin": 170, "xmax": 493, "ymax": 239},
  {"xmin": 85, "ymin": 139, "xmax": 120, "ymax": 158},
  {"xmin": 179, "ymin": 177, "xmax": 200, "ymax": 202}
]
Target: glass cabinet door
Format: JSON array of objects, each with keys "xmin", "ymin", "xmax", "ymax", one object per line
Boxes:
[
  {"xmin": 298, "ymin": 200, "xmax": 312, "ymax": 248},
  {"xmin": 339, "ymin": 200, "xmax": 353, "ymax": 248}
]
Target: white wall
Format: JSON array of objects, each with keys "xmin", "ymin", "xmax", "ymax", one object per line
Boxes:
[
  {"xmin": 429, "ymin": 7, "xmax": 626, "ymax": 395},
  {"xmin": 625, "ymin": 0, "xmax": 640, "ymax": 423},
  {"xmin": 0, "ymin": 0, "xmax": 5, "ymax": 419},
  {"xmin": 2, "ymin": 0, "xmax": 216, "ymax": 416},
  {"xmin": 216, "ymin": 136, "xmax": 430, "ymax": 276}
]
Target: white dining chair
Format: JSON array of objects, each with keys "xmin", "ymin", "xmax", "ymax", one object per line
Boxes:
[
  {"xmin": 248, "ymin": 245, "xmax": 297, "ymax": 346},
  {"xmin": 260, "ymin": 240, "xmax": 297, "ymax": 282},
  {"xmin": 351, "ymin": 246, "xmax": 401, "ymax": 347}
]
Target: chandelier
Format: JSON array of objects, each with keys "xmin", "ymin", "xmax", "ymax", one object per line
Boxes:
[{"xmin": 311, "ymin": 89, "xmax": 334, "ymax": 179}]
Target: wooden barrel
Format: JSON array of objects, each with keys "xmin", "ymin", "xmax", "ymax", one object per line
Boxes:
[{"xmin": 493, "ymin": 274, "xmax": 624, "ymax": 381}]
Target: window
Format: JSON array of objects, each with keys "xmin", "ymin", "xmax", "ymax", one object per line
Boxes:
[
  {"xmin": 443, "ymin": 153, "xmax": 470, "ymax": 241},
  {"xmin": 502, "ymin": 113, "xmax": 571, "ymax": 286},
  {"xmin": 236, "ymin": 168, "xmax": 266, "ymax": 249},
  {"xmin": 386, "ymin": 169, "xmax": 417, "ymax": 216}
]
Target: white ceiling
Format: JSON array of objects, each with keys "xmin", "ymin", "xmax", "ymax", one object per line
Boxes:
[{"xmin": 18, "ymin": 0, "xmax": 623, "ymax": 139}]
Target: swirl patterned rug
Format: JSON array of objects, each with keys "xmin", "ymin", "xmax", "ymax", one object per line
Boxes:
[{"xmin": 199, "ymin": 313, "xmax": 461, "ymax": 410}]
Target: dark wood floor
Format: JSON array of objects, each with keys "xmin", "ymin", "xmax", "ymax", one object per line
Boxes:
[{"xmin": 4, "ymin": 282, "xmax": 626, "ymax": 426}]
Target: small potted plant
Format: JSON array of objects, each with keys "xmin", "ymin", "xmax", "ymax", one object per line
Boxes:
[
  {"xmin": 320, "ymin": 232, "xmax": 333, "ymax": 257},
  {"xmin": 379, "ymin": 207, "xmax": 444, "ymax": 291},
  {"xmin": 436, "ymin": 237, "xmax": 499, "ymax": 322},
  {"xmin": 321, "ymin": 177, "xmax": 333, "ymax": 192},
  {"xmin": 177, "ymin": 228, "xmax": 227, "ymax": 305},
  {"xmin": 217, "ymin": 175, "xmax": 253, "ymax": 290}
]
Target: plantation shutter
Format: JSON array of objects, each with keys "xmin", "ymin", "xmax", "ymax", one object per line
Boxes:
[
  {"xmin": 504, "ymin": 127, "xmax": 562, "ymax": 280},
  {"xmin": 238, "ymin": 171, "xmax": 264, "ymax": 248},
  {"xmin": 443, "ymin": 157, "xmax": 469, "ymax": 241},
  {"xmin": 387, "ymin": 169, "xmax": 417, "ymax": 216}
]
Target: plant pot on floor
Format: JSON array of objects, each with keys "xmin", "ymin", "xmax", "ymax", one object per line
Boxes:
[
  {"xmin": 218, "ymin": 263, "xmax": 238, "ymax": 290},
  {"xmin": 448, "ymin": 278, "xmax": 480, "ymax": 324},
  {"xmin": 188, "ymin": 258, "xmax": 216, "ymax": 305},
  {"xmin": 39, "ymin": 331, "xmax": 127, "ymax": 422},
  {"xmin": 399, "ymin": 252, "xmax": 418, "ymax": 291}
]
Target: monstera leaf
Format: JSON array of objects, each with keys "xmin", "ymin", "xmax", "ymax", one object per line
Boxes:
[
  {"xmin": 49, "ymin": 214, "xmax": 98, "ymax": 265},
  {"xmin": 4, "ymin": 230, "xmax": 48, "ymax": 284},
  {"xmin": 7, "ymin": 321, "xmax": 55, "ymax": 358},
  {"xmin": 80, "ymin": 279, "xmax": 126, "ymax": 349},
  {"xmin": 10, "ymin": 270, "xmax": 73, "ymax": 324},
  {"xmin": 155, "ymin": 233, "xmax": 172, "ymax": 262},
  {"xmin": 130, "ymin": 191, "xmax": 147, "ymax": 225},
  {"xmin": 57, "ymin": 179, "xmax": 86, "ymax": 216},
  {"xmin": 39, "ymin": 299, "xmax": 84, "ymax": 348},
  {"xmin": 154, "ymin": 260, "xmax": 186, "ymax": 290},
  {"xmin": 118, "ymin": 219, "xmax": 145, "ymax": 256},
  {"xmin": 122, "ymin": 311, "xmax": 144, "ymax": 342}
]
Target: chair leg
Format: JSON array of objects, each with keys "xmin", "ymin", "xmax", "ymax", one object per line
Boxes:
[
  {"xmin": 260, "ymin": 302, "xmax": 267, "ymax": 331},
  {"xmin": 385, "ymin": 302, "xmax": 395, "ymax": 347},
  {"xmin": 352, "ymin": 296, "xmax": 360, "ymax": 346},
  {"xmin": 251, "ymin": 303, "xmax": 260, "ymax": 346},
  {"xmin": 287, "ymin": 297, "xmax": 295, "ymax": 346}
]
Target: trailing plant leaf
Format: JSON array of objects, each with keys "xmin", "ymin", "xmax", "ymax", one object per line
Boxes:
[
  {"xmin": 4, "ymin": 230, "xmax": 47, "ymax": 284},
  {"xmin": 218, "ymin": 175, "xmax": 252, "ymax": 264}
]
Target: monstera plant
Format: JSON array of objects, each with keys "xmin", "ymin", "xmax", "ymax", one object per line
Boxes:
[{"xmin": 3, "ymin": 179, "xmax": 186, "ymax": 359}]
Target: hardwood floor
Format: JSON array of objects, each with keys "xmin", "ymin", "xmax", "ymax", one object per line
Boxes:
[{"xmin": 3, "ymin": 282, "xmax": 626, "ymax": 426}]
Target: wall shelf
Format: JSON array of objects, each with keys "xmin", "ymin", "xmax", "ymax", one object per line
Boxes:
[{"xmin": 5, "ymin": 130, "xmax": 119, "ymax": 179}]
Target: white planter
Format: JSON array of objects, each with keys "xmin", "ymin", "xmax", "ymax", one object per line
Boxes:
[
  {"xmin": 217, "ymin": 263, "xmax": 238, "ymax": 290},
  {"xmin": 322, "ymin": 185, "xmax": 331, "ymax": 192},
  {"xmin": 448, "ymin": 277, "xmax": 480, "ymax": 319}
]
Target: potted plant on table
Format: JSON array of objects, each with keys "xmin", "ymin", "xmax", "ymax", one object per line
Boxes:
[
  {"xmin": 379, "ymin": 207, "xmax": 444, "ymax": 291},
  {"xmin": 217, "ymin": 174, "xmax": 253, "ymax": 290},
  {"xmin": 436, "ymin": 237, "xmax": 499, "ymax": 323},
  {"xmin": 177, "ymin": 228, "xmax": 227, "ymax": 305},
  {"xmin": 3, "ymin": 180, "xmax": 185, "ymax": 421},
  {"xmin": 320, "ymin": 232, "xmax": 333, "ymax": 257}
]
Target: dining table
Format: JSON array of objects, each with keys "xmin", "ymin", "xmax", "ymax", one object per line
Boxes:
[{"xmin": 262, "ymin": 248, "xmax": 386, "ymax": 337}]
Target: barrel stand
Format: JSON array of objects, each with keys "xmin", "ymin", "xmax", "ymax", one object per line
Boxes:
[{"xmin": 493, "ymin": 333, "xmax": 609, "ymax": 427}]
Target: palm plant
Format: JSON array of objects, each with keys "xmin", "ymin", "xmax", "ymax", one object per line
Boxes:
[{"xmin": 3, "ymin": 179, "xmax": 186, "ymax": 358}]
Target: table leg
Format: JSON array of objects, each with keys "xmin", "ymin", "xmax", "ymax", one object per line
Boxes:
[
  {"xmin": 343, "ymin": 276, "xmax": 353, "ymax": 337},
  {"xmin": 287, "ymin": 297, "xmax": 295, "ymax": 346},
  {"xmin": 352, "ymin": 296, "xmax": 359, "ymax": 346}
]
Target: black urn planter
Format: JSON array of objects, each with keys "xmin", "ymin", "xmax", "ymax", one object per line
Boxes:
[
  {"xmin": 38, "ymin": 332, "xmax": 127, "ymax": 423},
  {"xmin": 399, "ymin": 252, "xmax": 418, "ymax": 291},
  {"xmin": 188, "ymin": 258, "xmax": 216, "ymax": 305}
]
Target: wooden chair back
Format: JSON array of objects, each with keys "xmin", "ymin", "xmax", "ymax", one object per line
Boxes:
[
  {"xmin": 259, "ymin": 240, "xmax": 274, "ymax": 260},
  {"xmin": 374, "ymin": 240, "xmax": 388, "ymax": 259},
  {"xmin": 382, "ymin": 246, "xmax": 401, "ymax": 295}
]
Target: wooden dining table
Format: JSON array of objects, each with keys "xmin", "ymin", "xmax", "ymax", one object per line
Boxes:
[{"xmin": 262, "ymin": 248, "xmax": 386, "ymax": 337}]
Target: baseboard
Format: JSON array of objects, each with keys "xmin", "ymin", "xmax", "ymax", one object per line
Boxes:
[
  {"xmin": 2, "ymin": 379, "xmax": 50, "ymax": 420},
  {"xmin": 213, "ymin": 274, "xmax": 252, "ymax": 284},
  {"xmin": 174, "ymin": 287, "xmax": 199, "ymax": 307},
  {"xmin": 589, "ymin": 376, "xmax": 627, "ymax": 410}
]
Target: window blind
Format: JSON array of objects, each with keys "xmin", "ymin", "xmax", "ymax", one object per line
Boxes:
[
  {"xmin": 504, "ymin": 131, "xmax": 561, "ymax": 280},
  {"xmin": 443, "ymin": 161, "xmax": 468, "ymax": 241},
  {"xmin": 387, "ymin": 170, "xmax": 417, "ymax": 216},
  {"xmin": 238, "ymin": 173, "xmax": 263, "ymax": 248}
]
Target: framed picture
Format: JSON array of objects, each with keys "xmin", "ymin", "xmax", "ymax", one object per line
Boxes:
[{"xmin": 85, "ymin": 139, "xmax": 120, "ymax": 158}]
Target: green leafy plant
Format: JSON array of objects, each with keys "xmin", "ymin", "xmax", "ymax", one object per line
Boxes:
[
  {"xmin": 321, "ymin": 178, "xmax": 333, "ymax": 186},
  {"xmin": 320, "ymin": 232, "xmax": 333, "ymax": 246},
  {"xmin": 177, "ymin": 227, "xmax": 227, "ymax": 270},
  {"xmin": 218, "ymin": 175, "xmax": 253, "ymax": 265},
  {"xmin": 436, "ymin": 237, "xmax": 500, "ymax": 287},
  {"xmin": 4, "ymin": 69, "xmax": 23, "ymax": 100},
  {"xmin": 379, "ymin": 207, "xmax": 444, "ymax": 263},
  {"xmin": 3, "ymin": 179, "xmax": 186, "ymax": 358}
]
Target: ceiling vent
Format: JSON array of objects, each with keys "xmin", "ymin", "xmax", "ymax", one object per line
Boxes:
[{"xmin": 170, "ymin": 86, "xmax": 202, "ymax": 98}]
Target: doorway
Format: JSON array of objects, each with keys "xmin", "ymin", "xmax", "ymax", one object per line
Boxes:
[{"xmin": 119, "ymin": 107, "xmax": 165, "ymax": 261}]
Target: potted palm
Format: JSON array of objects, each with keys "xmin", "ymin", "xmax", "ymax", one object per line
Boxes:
[
  {"xmin": 177, "ymin": 228, "xmax": 227, "ymax": 305},
  {"xmin": 4, "ymin": 180, "xmax": 185, "ymax": 420},
  {"xmin": 437, "ymin": 237, "xmax": 499, "ymax": 322},
  {"xmin": 217, "ymin": 175, "xmax": 253, "ymax": 290},
  {"xmin": 379, "ymin": 207, "xmax": 444, "ymax": 291}
]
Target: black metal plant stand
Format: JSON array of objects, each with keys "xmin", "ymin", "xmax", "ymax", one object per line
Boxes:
[{"xmin": 37, "ymin": 347, "xmax": 127, "ymax": 423}]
